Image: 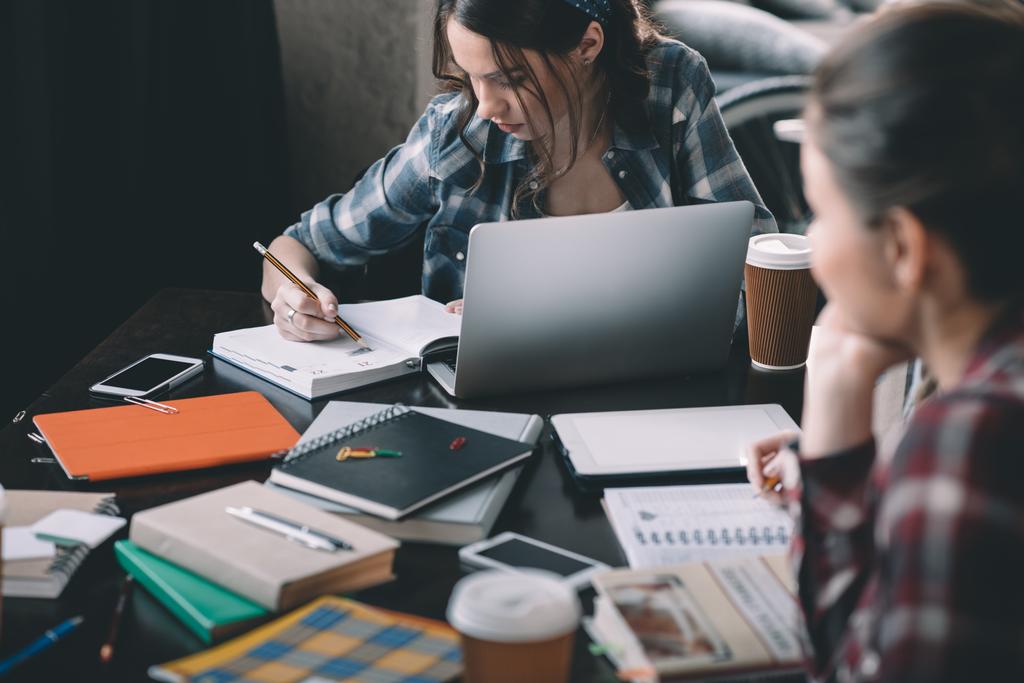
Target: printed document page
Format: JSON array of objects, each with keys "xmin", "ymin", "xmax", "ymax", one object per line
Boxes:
[{"xmin": 604, "ymin": 484, "xmax": 794, "ymax": 568}]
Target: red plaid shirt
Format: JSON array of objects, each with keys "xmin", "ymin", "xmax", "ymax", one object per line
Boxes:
[{"xmin": 790, "ymin": 306, "xmax": 1024, "ymax": 682}]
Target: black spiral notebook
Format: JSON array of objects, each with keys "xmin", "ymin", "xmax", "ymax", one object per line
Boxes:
[{"xmin": 267, "ymin": 405, "xmax": 535, "ymax": 520}]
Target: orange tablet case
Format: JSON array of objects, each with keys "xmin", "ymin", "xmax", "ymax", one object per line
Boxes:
[{"xmin": 33, "ymin": 392, "xmax": 300, "ymax": 480}]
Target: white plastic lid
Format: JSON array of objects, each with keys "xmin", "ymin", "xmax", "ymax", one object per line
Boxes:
[
  {"xmin": 746, "ymin": 233, "xmax": 812, "ymax": 270},
  {"xmin": 447, "ymin": 570, "xmax": 581, "ymax": 643}
]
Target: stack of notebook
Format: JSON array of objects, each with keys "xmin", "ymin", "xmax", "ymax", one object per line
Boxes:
[
  {"xmin": 123, "ymin": 480, "xmax": 399, "ymax": 643},
  {"xmin": 265, "ymin": 401, "xmax": 543, "ymax": 544},
  {"xmin": 2, "ymin": 490, "xmax": 120, "ymax": 598},
  {"xmin": 115, "ymin": 540, "xmax": 269, "ymax": 644}
]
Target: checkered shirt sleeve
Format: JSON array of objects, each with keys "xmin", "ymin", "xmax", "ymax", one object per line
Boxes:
[
  {"xmin": 284, "ymin": 97, "xmax": 443, "ymax": 267},
  {"xmin": 792, "ymin": 377, "xmax": 1024, "ymax": 681}
]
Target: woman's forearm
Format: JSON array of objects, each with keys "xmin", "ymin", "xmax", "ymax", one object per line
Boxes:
[{"xmin": 800, "ymin": 375, "xmax": 876, "ymax": 458}]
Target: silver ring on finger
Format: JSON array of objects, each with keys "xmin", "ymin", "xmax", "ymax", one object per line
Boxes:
[{"xmin": 286, "ymin": 307, "xmax": 297, "ymax": 325}]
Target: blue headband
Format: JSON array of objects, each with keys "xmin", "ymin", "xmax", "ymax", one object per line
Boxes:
[{"xmin": 563, "ymin": 0, "xmax": 612, "ymax": 24}]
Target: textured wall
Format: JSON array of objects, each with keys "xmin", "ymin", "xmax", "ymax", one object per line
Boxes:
[{"xmin": 274, "ymin": 0, "xmax": 438, "ymax": 218}]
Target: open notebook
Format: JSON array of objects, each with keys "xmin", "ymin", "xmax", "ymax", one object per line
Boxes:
[
  {"xmin": 2, "ymin": 490, "xmax": 119, "ymax": 598},
  {"xmin": 211, "ymin": 295, "xmax": 460, "ymax": 399},
  {"xmin": 603, "ymin": 484, "xmax": 794, "ymax": 569}
]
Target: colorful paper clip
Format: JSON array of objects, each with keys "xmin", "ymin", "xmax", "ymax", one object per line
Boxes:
[
  {"xmin": 335, "ymin": 447, "xmax": 403, "ymax": 462},
  {"xmin": 123, "ymin": 396, "xmax": 179, "ymax": 415},
  {"xmin": 449, "ymin": 436, "xmax": 467, "ymax": 451}
]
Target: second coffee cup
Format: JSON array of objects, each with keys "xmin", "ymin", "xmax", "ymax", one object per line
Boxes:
[
  {"xmin": 744, "ymin": 233, "xmax": 818, "ymax": 370},
  {"xmin": 447, "ymin": 570, "xmax": 580, "ymax": 683}
]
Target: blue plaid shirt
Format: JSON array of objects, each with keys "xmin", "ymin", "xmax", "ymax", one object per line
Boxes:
[{"xmin": 284, "ymin": 39, "xmax": 776, "ymax": 304}]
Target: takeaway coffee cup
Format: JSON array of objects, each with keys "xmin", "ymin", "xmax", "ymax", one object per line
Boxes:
[
  {"xmin": 447, "ymin": 570, "xmax": 581, "ymax": 683},
  {"xmin": 744, "ymin": 233, "xmax": 818, "ymax": 370}
]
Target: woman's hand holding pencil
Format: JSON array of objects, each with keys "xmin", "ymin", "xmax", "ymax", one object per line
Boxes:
[
  {"xmin": 745, "ymin": 431, "xmax": 801, "ymax": 505},
  {"xmin": 256, "ymin": 241, "xmax": 370, "ymax": 349}
]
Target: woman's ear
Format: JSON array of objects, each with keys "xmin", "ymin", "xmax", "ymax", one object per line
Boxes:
[
  {"xmin": 882, "ymin": 207, "xmax": 928, "ymax": 295},
  {"xmin": 577, "ymin": 21, "xmax": 605, "ymax": 65}
]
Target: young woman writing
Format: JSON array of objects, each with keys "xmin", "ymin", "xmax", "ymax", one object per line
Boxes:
[
  {"xmin": 746, "ymin": 3, "xmax": 1024, "ymax": 680},
  {"xmin": 261, "ymin": 0, "xmax": 774, "ymax": 340}
]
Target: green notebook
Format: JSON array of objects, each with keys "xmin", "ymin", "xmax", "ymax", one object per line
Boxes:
[{"xmin": 114, "ymin": 540, "xmax": 269, "ymax": 644}]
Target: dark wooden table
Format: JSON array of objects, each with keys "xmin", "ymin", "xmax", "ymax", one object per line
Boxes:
[{"xmin": 0, "ymin": 288, "xmax": 805, "ymax": 682}]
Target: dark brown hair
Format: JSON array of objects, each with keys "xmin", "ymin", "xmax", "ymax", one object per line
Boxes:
[
  {"xmin": 433, "ymin": 0, "xmax": 663, "ymax": 216},
  {"xmin": 808, "ymin": 0, "xmax": 1024, "ymax": 302}
]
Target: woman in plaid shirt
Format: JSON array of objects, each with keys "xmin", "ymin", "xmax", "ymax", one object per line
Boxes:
[
  {"xmin": 260, "ymin": 0, "xmax": 774, "ymax": 339},
  {"xmin": 747, "ymin": 2, "xmax": 1024, "ymax": 681}
]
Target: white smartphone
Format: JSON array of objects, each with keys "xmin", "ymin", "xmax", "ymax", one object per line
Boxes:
[
  {"xmin": 88, "ymin": 353, "xmax": 205, "ymax": 399},
  {"xmin": 459, "ymin": 531, "xmax": 609, "ymax": 590}
]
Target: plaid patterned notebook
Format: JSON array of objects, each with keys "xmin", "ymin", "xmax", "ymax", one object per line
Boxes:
[{"xmin": 149, "ymin": 596, "xmax": 462, "ymax": 683}]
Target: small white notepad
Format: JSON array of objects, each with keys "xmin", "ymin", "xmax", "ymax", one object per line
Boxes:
[
  {"xmin": 31, "ymin": 509, "xmax": 126, "ymax": 548},
  {"xmin": 2, "ymin": 526, "xmax": 57, "ymax": 561}
]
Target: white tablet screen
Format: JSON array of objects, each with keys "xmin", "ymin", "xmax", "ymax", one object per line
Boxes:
[{"xmin": 570, "ymin": 405, "xmax": 790, "ymax": 472}]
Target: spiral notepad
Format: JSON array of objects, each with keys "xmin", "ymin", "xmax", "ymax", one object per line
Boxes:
[
  {"xmin": 269, "ymin": 405, "xmax": 534, "ymax": 520},
  {"xmin": 281, "ymin": 404, "xmax": 413, "ymax": 463},
  {"xmin": 603, "ymin": 484, "xmax": 794, "ymax": 569},
  {"xmin": 2, "ymin": 490, "xmax": 121, "ymax": 598}
]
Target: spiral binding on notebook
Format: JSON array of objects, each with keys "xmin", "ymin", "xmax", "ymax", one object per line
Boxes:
[
  {"xmin": 280, "ymin": 404, "xmax": 413, "ymax": 465},
  {"xmin": 635, "ymin": 525, "xmax": 790, "ymax": 548},
  {"xmin": 49, "ymin": 496, "xmax": 121, "ymax": 579}
]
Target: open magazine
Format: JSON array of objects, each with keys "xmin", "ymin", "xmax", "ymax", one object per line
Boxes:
[{"xmin": 586, "ymin": 555, "xmax": 810, "ymax": 682}]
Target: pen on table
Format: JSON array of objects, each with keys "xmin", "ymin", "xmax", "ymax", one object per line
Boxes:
[
  {"xmin": 100, "ymin": 575, "xmax": 134, "ymax": 664},
  {"xmin": 253, "ymin": 241, "xmax": 371, "ymax": 350},
  {"xmin": 225, "ymin": 506, "xmax": 353, "ymax": 551},
  {"xmin": 0, "ymin": 615, "xmax": 85, "ymax": 676}
]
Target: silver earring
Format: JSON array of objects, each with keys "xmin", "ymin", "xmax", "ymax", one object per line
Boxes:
[{"xmin": 583, "ymin": 58, "xmax": 592, "ymax": 66}]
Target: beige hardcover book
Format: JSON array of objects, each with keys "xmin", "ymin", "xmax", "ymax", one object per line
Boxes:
[
  {"xmin": 587, "ymin": 555, "xmax": 810, "ymax": 681},
  {"xmin": 130, "ymin": 481, "xmax": 398, "ymax": 611},
  {"xmin": 2, "ymin": 490, "xmax": 118, "ymax": 598}
]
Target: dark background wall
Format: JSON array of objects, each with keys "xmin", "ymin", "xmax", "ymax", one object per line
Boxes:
[
  {"xmin": 0, "ymin": 0, "xmax": 444, "ymax": 423},
  {"xmin": 0, "ymin": 0, "xmax": 293, "ymax": 421},
  {"xmin": 273, "ymin": 0, "xmax": 435, "ymax": 214}
]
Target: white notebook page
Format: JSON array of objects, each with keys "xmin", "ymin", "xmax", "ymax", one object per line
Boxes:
[
  {"xmin": 604, "ymin": 484, "xmax": 794, "ymax": 568},
  {"xmin": 338, "ymin": 295, "xmax": 461, "ymax": 357},
  {"xmin": 213, "ymin": 327, "xmax": 409, "ymax": 382}
]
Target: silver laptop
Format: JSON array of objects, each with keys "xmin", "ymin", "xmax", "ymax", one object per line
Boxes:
[{"xmin": 426, "ymin": 201, "xmax": 754, "ymax": 398}]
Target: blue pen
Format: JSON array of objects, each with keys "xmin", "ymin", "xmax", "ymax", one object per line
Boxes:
[{"xmin": 0, "ymin": 615, "xmax": 84, "ymax": 676}]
